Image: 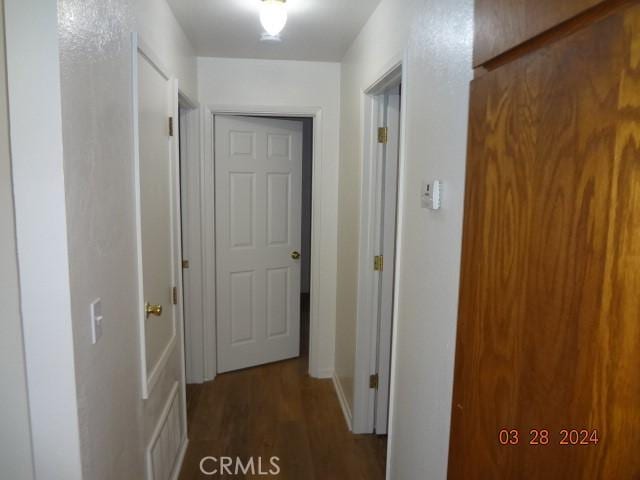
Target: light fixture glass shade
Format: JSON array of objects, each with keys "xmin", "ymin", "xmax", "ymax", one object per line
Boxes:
[{"xmin": 260, "ymin": 0, "xmax": 287, "ymax": 37}]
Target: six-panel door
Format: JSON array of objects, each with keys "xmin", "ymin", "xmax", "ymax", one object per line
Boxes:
[{"xmin": 215, "ymin": 116, "xmax": 303, "ymax": 373}]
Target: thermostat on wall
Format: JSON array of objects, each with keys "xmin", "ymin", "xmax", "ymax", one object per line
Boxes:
[{"xmin": 422, "ymin": 180, "xmax": 442, "ymax": 210}]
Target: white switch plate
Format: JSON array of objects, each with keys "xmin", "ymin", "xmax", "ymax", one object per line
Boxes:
[
  {"xmin": 90, "ymin": 298, "xmax": 103, "ymax": 344},
  {"xmin": 422, "ymin": 180, "xmax": 442, "ymax": 210}
]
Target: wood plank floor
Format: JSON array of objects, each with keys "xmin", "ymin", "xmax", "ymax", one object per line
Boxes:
[{"xmin": 178, "ymin": 355, "xmax": 387, "ymax": 479}]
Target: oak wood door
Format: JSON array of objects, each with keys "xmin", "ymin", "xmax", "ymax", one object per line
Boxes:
[
  {"xmin": 449, "ymin": 5, "xmax": 640, "ymax": 479},
  {"xmin": 473, "ymin": 0, "xmax": 606, "ymax": 66}
]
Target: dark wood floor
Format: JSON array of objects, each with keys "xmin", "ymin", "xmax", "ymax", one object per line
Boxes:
[{"xmin": 178, "ymin": 348, "xmax": 386, "ymax": 479}]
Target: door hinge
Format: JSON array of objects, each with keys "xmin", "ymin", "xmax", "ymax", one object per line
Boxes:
[
  {"xmin": 377, "ymin": 127, "xmax": 388, "ymax": 144},
  {"xmin": 374, "ymin": 255, "xmax": 384, "ymax": 272},
  {"xmin": 169, "ymin": 117, "xmax": 174, "ymax": 137},
  {"xmin": 182, "ymin": 260, "xmax": 190, "ymax": 269},
  {"xmin": 172, "ymin": 286, "xmax": 178, "ymax": 305},
  {"xmin": 369, "ymin": 373, "xmax": 379, "ymax": 390}
]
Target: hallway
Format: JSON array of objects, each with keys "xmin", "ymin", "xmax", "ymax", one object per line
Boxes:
[
  {"xmin": 178, "ymin": 355, "xmax": 387, "ymax": 479},
  {"xmin": 9, "ymin": 0, "xmax": 640, "ymax": 479}
]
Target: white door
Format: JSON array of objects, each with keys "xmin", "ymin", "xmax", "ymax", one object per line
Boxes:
[
  {"xmin": 374, "ymin": 87, "xmax": 401, "ymax": 434},
  {"xmin": 134, "ymin": 38, "xmax": 187, "ymax": 480},
  {"xmin": 215, "ymin": 115, "xmax": 303, "ymax": 373},
  {"xmin": 135, "ymin": 45, "xmax": 180, "ymax": 398}
]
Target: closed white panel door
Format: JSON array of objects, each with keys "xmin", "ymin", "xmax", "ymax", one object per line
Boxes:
[
  {"xmin": 137, "ymin": 49, "xmax": 177, "ymax": 391},
  {"xmin": 215, "ymin": 116, "xmax": 302, "ymax": 373}
]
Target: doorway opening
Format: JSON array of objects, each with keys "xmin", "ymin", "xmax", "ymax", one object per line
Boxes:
[{"xmin": 180, "ymin": 107, "xmax": 329, "ymax": 384}]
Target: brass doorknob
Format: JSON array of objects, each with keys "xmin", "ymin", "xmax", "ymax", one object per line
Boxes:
[
  {"xmin": 145, "ymin": 303, "xmax": 163, "ymax": 318},
  {"xmin": 291, "ymin": 251, "xmax": 301, "ymax": 260}
]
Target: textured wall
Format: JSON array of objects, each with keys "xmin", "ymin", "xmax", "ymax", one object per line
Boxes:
[
  {"xmin": 57, "ymin": 0, "xmax": 196, "ymax": 477},
  {"xmin": 336, "ymin": 0, "xmax": 473, "ymax": 478}
]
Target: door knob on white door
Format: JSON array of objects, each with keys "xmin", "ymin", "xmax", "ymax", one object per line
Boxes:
[
  {"xmin": 291, "ymin": 251, "xmax": 301, "ymax": 260},
  {"xmin": 145, "ymin": 302, "xmax": 163, "ymax": 318}
]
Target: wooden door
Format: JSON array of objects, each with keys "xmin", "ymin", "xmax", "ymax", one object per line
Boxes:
[
  {"xmin": 215, "ymin": 115, "xmax": 303, "ymax": 373},
  {"xmin": 473, "ymin": 0, "xmax": 607, "ymax": 66},
  {"xmin": 449, "ymin": 5, "xmax": 640, "ymax": 479}
]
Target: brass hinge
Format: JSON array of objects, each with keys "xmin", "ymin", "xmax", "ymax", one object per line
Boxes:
[
  {"xmin": 182, "ymin": 260, "xmax": 190, "ymax": 269},
  {"xmin": 374, "ymin": 255, "xmax": 384, "ymax": 272},
  {"xmin": 169, "ymin": 117, "xmax": 174, "ymax": 137},
  {"xmin": 369, "ymin": 374, "xmax": 379, "ymax": 390},
  {"xmin": 377, "ymin": 127, "xmax": 388, "ymax": 144},
  {"xmin": 172, "ymin": 286, "xmax": 178, "ymax": 305}
]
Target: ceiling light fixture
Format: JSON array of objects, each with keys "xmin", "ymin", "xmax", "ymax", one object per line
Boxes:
[{"xmin": 260, "ymin": 0, "xmax": 287, "ymax": 38}]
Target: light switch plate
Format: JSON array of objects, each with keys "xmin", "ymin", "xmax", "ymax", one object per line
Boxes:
[{"xmin": 90, "ymin": 298, "xmax": 103, "ymax": 344}]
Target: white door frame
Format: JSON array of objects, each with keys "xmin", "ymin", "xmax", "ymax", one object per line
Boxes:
[
  {"xmin": 179, "ymin": 95, "xmax": 213, "ymax": 385},
  {"xmin": 352, "ymin": 59, "xmax": 406, "ymax": 434},
  {"xmin": 203, "ymin": 105, "xmax": 325, "ymax": 378}
]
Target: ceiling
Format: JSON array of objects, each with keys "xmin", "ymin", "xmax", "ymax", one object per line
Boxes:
[{"xmin": 166, "ymin": 0, "xmax": 383, "ymax": 62}]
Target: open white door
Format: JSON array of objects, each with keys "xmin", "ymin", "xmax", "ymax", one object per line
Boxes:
[
  {"xmin": 135, "ymin": 44, "xmax": 179, "ymax": 397},
  {"xmin": 215, "ymin": 115, "xmax": 302, "ymax": 373},
  {"xmin": 133, "ymin": 36, "xmax": 187, "ymax": 480},
  {"xmin": 374, "ymin": 87, "xmax": 401, "ymax": 434},
  {"xmin": 353, "ymin": 71, "xmax": 402, "ymax": 435}
]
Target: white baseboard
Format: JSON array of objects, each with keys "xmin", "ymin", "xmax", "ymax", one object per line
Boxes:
[
  {"xmin": 315, "ymin": 368, "xmax": 334, "ymax": 379},
  {"xmin": 170, "ymin": 437, "xmax": 189, "ymax": 480},
  {"xmin": 332, "ymin": 374, "xmax": 353, "ymax": 431}
]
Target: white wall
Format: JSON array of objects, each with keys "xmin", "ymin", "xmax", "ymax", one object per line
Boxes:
[
  {"xmin": 0, "ymin": 1, "xmax": 35, "ymax": 476},
  {"xmin": 197, "ymin": 57, "xmax": 341, "ymax": 377},
  {"xmin": 55, "ymin": 0, "xmax": 197, "ymax": 478},
  {"xmin": 336, "ymin": 0, "xmax": 473, "ymax": 478}
]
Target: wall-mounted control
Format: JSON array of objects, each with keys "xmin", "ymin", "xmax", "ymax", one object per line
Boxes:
[
  {"xmin": 422, "ymin": 180, "xmax": 442, "ymax": 210},
  {"xmin": 90, "ymin": 298, "xmax": 103, "ymax": 344}
]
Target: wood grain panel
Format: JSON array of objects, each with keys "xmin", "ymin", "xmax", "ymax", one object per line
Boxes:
[
  {"xmin": 449, "ymin": 5, "xmax": 640, "ymax": 478},
  {"xmin": 474, "ymin": 0, "xmax": 606, "ymax": 66}
]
